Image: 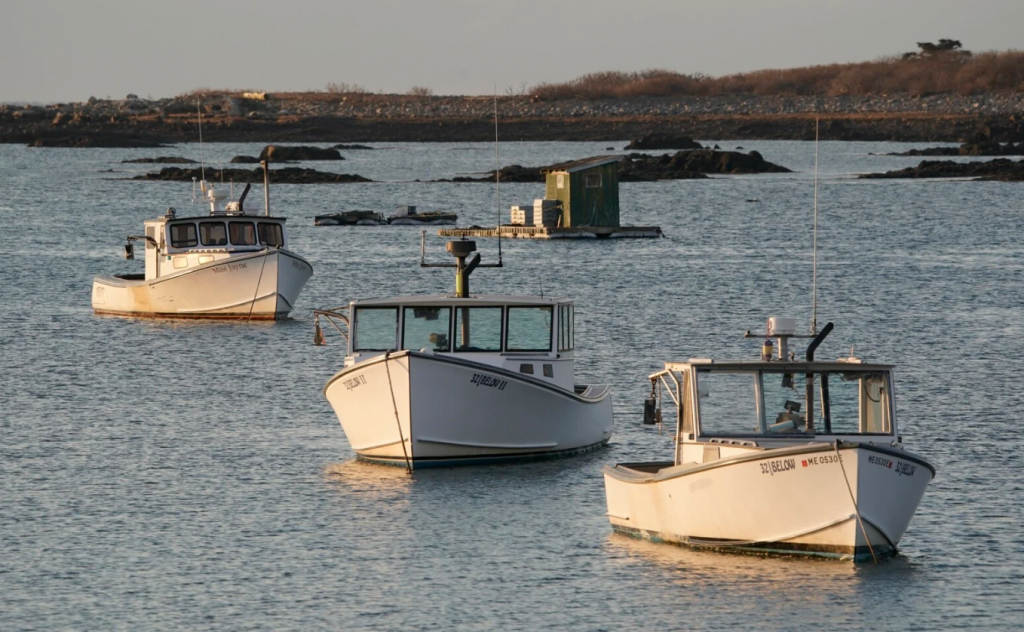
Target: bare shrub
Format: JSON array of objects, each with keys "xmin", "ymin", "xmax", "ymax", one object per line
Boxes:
[
  {"xmin": 408, "ymin": 86, "xmax": 434, "ymax": 96},
  {"xmin": 529, "ymin": 50, "xmax": 1024, "ymax": 99},
  {"xmin": 325, "ymin": 82, "xmax": 368, "ymax": 94}
]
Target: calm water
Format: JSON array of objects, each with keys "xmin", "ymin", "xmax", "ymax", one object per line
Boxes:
[{"xmin": 2, "ymin": 140, "xmax": 1023, "ymax": 630}]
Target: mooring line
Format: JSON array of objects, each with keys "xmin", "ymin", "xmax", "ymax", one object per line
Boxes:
[
  {"xmin": 246, "ymin": 247, "xmax": 272, "ymax": 323},
  {"xmin": 383, "ymin": 350, "xmax": 413, "ymax": 475},
  {"xmin": 834, "ymin": 441, "xmax": 879, "ymax": 564}
]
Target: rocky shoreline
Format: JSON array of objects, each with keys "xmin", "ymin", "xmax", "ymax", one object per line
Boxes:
[
  {"xmin": 860, "ymin": 158, "xmax": 1024, "ymax": 181},
  {"xmin": 3, "ymin": 92, "xmax": 1024, "ymax": 146}
]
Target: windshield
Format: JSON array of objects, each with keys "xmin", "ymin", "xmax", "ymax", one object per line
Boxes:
[
  {"xmin": 353, "ymin": 307, "xmax": 397, "ymax": 351},
  {"xmin": 695, "ymin": 368, "xmax": 893, "ymax": 437},
  {"xmin": 506, "ymin": 306, "xmax": 552, "ymax": 351}
]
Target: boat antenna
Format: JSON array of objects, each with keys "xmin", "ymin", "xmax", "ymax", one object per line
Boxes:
[
  {"xmin": 494, "ymin": 86, "xmax": 503, "ymax": 265},
  {"xmin": 198, "ymin": 97, "xmax": 206, "ymax": 185},
  {"xmin": 811, "ymin": 117, "xmax": 819, "ymax": 336},
  {"xmin": 261, "ymin": 159, "xmax": 271, "ymax": 217}
]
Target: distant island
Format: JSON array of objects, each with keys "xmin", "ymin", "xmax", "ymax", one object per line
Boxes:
[{"xmin": 3, "ymin": 43, "xmax": 1022, "ymax": 147}]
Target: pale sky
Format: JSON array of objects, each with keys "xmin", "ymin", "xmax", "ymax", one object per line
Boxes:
[{"xmin": 2, "ymin": 0, "xmax": 1021, "ymax": 103}]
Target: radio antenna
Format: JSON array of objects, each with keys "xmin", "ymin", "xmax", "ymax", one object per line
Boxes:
[
  {"xmin": 811, "ymin": 117, "xmax": 819, "ymax": 336},
  {"xmin": 198, "ymin": 97, "xmax": 206, "ymax": 185},
  {"xmin": 494, "ymin": 86, "xmax": 503, "ymax": 265}
]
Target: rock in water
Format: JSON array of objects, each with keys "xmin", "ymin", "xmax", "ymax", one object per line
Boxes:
[
  {"xmin": 132, "ymin": 166, "xmax": 372, "ymax": 184},
  {"xmin": 860, "ymin": 158, "xmax": 1024, "ymax": 181},
  {"xmin": 122, "ymin": 156, "xmax": 197, "ymax": 164},
  {"xmin": 618, "ymin": 149, "xmax": 790, "ymax": 181},
  {"xmin": 258, "ymin": 145, "xmax": 344, "ymax": 161},
  {"xmin": 625, "ymin": 134, "xmax": 703, "ymax": 150}
]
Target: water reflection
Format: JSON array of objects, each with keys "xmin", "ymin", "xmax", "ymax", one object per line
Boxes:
[
  {"xmin": 605, "ymin": 532, "xmax": 929, "ymax": 624},
  {"xmin": 323, "ymin": 459, "xmax": 413, "ymax": 503}
]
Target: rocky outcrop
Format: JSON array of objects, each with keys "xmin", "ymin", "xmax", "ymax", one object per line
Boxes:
[
  {"xmin": 5, "ymin": 92, "xmax": 1024, "ymax": 144},
  {"xmin": 624, "ymin": 134, "xmax": 703, "ymax": 150},
  {"xmin": 333, "ymin": 143, "xmax": 373, "ymax": 149},
  {"xmin": 860, "ymin": 158, "xmax": 1024, "ymax": 181},
  {"xmin": 258, "ymin": 145, "xmax": 343, "ymax": 161},
  {"xmin": 131, "ymin": 166, "xmax": 372, "ymax": 184},
  {"xmin": 230, "ymin": 155, "xmax": 262, "ymax": 163},
  {"xmin": 889, "ymin": 141, "xmax": 1024, "ymax": 156},
  {"xmin": 121, "ymin": 156, "xmax": 196, "ymax": 163},
  {"xmin": 619, "ymin": 149, "xmax": 790, "ymax": 181},
  {"xmin": 438, "ymin": 149, "xmax": 788, "ymax": 183}
]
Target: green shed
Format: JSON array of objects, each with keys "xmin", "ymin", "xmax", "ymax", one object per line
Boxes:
[{"xmin": 543, "ymin": 156, "xmax": 620, "ymax": 228}]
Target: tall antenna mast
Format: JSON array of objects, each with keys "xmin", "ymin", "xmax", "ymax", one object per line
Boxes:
[
  {"xmin": 494, "ymin": 86, "xmax": 503, "ymax": 264},
  {"xmin": 811, "ymin": 117, "xmax": 820, "ymax": 335},
  {"xmin": 197, "ymin": 98, "xmax": 206, "ymax": 184}
]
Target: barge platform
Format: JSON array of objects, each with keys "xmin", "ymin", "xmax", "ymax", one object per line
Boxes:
[{"xmin": 438, "ymin": 225, "xmax": 662, "ymax": 240}]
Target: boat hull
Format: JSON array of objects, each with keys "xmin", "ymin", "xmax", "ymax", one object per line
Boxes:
[
  {"xmin": 604, "ymin": 443, "xmax": 934, "ymax": 561},
  {"xmin": 324, "ymin": 351, "xmax": 613, "ymax": 468},
  {"xmin": 91, "ymin": 248, "xmax": 312, "ymax": 320}
]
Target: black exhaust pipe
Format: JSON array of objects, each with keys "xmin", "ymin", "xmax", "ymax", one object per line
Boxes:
[
  {"xmin": 805, "ymin": 322, "xmax": 834, "ymax": 362},
  {"xmin": 804, "ymin": 322, "xmax": 833, "ymax": 433}
]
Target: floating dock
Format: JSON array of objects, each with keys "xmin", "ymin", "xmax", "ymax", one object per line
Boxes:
[{"xmin": 438, "ymin": 225, "xmax": 662, "ymax": 240}]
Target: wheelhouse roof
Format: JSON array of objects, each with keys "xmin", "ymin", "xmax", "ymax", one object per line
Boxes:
[
  {"xmin": 154, "ymin": 215, "xmax": 287, "ymax": 223},
  {"xmin": 351, "ymin": 294, "xmax": 571, "ymax": 307},
  {"xmin": 664, "ymin": 360, "xmax": 894, "ymax": 372},
  {"xmin": 542, "ymin": 155, "xmax": 620, "ymax": 174}
]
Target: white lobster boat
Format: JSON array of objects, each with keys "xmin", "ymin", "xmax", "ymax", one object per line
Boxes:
[
  {"xmin": 92, "ymin": 175, "xmax": 312, "ymax": 320},
  {"xmin": 317, "ymin": 239, "xmax": 613, "ymax": 468},
  {"xmin": 604, "ymin": 318, "xmax": 935, "ymax": 562}
]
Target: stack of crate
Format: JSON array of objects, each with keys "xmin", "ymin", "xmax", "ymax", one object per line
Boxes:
[
  {"xmin": 533, "ymin": 199, "xmax": 560, "ymax": 227},
  {"xmin": 510, "ymin": 204, "xmax": 533, "ymax": 226}
]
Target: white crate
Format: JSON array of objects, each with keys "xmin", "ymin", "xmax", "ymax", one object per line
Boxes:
[
  {"xmin": 510, "ymin": 205, "xmax": 533, "ymax": 225},
  {"xmin": 533, "ymin": 198, "xmax": 560, "ymax": 210}
]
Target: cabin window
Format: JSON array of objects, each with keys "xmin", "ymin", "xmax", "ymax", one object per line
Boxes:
[
  {"xmin": 169, "ymin": 223, "xmax": 197, "ymax": 248},
  {"xmin": 198, "ymin": 255, "xmax": 214, "ymax": 265},
  {"xmin": 506, "ymin": 306, "xmax": 553, "ymax": 352},
  {"xmin": 520, "ymin": 364, "xmax": 534, "ymax": 375},
  {"xmin": 172, "ymin": 256, "xmax": 188, "ymax": 269},
  {"xmin": 229, "ymin": 221, "xmax": 257, "ymax": 246},
  {"xmin": 557, "ymin": 304, "xmax": 574, "ymax": 351},
  {"xmin": 760, "ymin": 370, "xmax": 892, "ymax": 435},
  {"xmin": 403, "ymin": 307, "xmax": 451, "ymax": 352},
  {"xmin": 694, "ymin": 370, "xmax": 761, "ymax": 436},
  {"xmin": 353, "ymin": 307, "xmax": 398, "ymax": 351},
  {"xmin": 453, "ymin": 307, "xmax": 502, "ymax": 352},
  {"xmin": 543, "ymin": 364, "xmax": 554, "ymax": 378},
  {"xmin": 258, "ymin": 222, "xmax": 284, "ymax": 247},
  {"xmin": 199, "ymin": 221, "xmax": 228, "ymax": 246},
  {"xmin": 586, "ymin": 173, "xmax": 602, "ymax": 188},
  {"xmin": 761, "ymin": 370, "xmax": 813, "ymax": 434}
]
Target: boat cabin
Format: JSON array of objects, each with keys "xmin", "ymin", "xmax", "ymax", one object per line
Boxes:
[
  {"xmin": 129, "ymin": 181, "xmax": 289, "ymax": 281},
  {"xmin": 652, "ymin": 358, "xmax": 900, "ymax": 466},
  {"xmin": 343, "ymin": 295, "xmax": 576, "ymax": 390}
]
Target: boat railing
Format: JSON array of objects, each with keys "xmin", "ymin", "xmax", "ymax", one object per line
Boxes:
[{"xmin": 314, "ymin": 307, "xmax": 349, "ymax": 346}]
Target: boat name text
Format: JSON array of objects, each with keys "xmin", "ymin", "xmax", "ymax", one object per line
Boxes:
[
  {"xmin": 868, "ymin": 455, "xmax": 916, "ymax": 477},
  {"xmin": 470, "ymin": 373, "xmax": 507, "ymax": 390},
  {"xmin": 212, "ymin": 262, "xmax": 249, "ymax": 274},
  {"xmin": 343, "ymin": 375, "xmax": 368, "ymax": 391},
  {"xmin": 895, "ymin": 461, "xmax": 917, "ymax": 477},
  {"xmin": 760, "ymin": 458, "xmax": 796, "ymax": 476}
]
